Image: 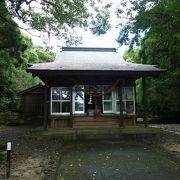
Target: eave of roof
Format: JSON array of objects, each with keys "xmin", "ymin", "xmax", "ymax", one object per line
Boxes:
[{"xmin": 18, "ymin": 84, "xmax": 44, "ymax": 95}]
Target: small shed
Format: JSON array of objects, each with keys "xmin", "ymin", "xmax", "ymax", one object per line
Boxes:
[{"xmin": 19, "ymin": 84, "xmax": 44, "ymax": 125}]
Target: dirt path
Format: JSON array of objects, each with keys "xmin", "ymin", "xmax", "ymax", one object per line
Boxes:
[{"xmin": 0, "ymin": 126, "xmax": 62, "ymax": 180}]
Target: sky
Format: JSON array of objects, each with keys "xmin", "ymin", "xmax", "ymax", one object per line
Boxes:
[
  {"xmin": 29, "ymin": 26, "xmax": 128, "ymax": 54},
  {"xmin": 21, "ymin": 0, "xmax": 128, "ymax": 54}
]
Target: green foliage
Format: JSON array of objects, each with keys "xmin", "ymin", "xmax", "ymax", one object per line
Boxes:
[
  {"xmin": 123, "ymin": 49, "xmax": 141, "ymax": 63},
  {"xmin": 0, "ymin": 142, "xmax": 6, "ymax": 160},
  {"xmin": 148, "ymin": 70, "xmax": 180, "ymax": 113},
  {"xmin": 23, "ymin": 46, "xmax": 54, "ymax": 64},
  {"xmin": 6, "ymin": 0, "xmax": 89, "ymax": 27},
  {"xmin": 123, "ymin": 49, "xmax": 143, "ymax": 114},
  {"xmin": 125, "ymin": 49, "xmax": 180, "ymax": 121},
  {"xmin": 0, "ymin": 151, "xmax": 6, "ymax": 160},
  {"xmin": 117, "ymin": 0, "xmax": 180, "ymax": 49},
  {"xmin": 0, "ymin": 44, "xmax": 53, "ymax": 111},
  {"xmin": 90, "ymin": 3, "xmax": 112, "ymax": 35},
  {"xmin": 0, "ymin": 46, "xmax": 53, "ymax": 111},
  {"xmin": 118, "ymin": 0, "xmax": 180, "ymax": 69},
  {"xmin": 3, "ymin": 0, "xmax": 112, "ymax": 44},
  {"xmin": 0, "ymin": 2, "xmax": 27, "ymax": 110}
]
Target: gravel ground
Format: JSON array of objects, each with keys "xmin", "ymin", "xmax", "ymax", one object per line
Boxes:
[
  {"xmin": 149, "ymin": 124, "xmax": 180, "ymax": 156},
  {"xmin": 149, "ymin": 124, "xmax": 180, "ymax": 136}
]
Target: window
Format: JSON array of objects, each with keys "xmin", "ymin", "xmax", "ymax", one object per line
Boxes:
[
  {"xmin": 125, "ymin": 87, "xmax": 135, "ymax": 114},
  {"xmin": 51, "ymin": 87, "xmax": 70, "ymax": 114},
  {"xmin": 116, "ymin": 87, "xmax": 135, "ymax": 114},
  {"xmin": 116, "ymin": 88, "xmax": 125, "ymax": 113},
  {"xmin": 74, "ymin": 87, "xmax": 84, "ymax": 113},
  {"xmin": 103, "ymin": 86, "xmax": 113, "ymax": 113}
]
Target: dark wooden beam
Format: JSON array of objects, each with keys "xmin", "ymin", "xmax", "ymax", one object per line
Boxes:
[
  {"xmin": 119, "ymin": 85, "xmax": 124, "ymax": 127},
  {"xmin": 43, "ymin": 85, "xmax": 48, "ymax": 130},
  {"xmin": 142, "ymin": 77, "xmax": 147, "ymax": 127},
  {"xmin": 134, "ymin": 83, "xmax": 137, "ymax": 125},
  {"xmin": 70, "ymin": 87, "xmax": 73, "ymax": 128}
]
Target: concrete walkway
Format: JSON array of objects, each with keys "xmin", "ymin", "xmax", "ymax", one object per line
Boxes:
[{"xmin": 56, "ymin": 141, "xmax": 180, "ymax": 180}]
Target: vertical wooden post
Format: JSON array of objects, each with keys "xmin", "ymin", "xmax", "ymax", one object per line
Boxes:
[
  {"xmin": 134, "ymin": 83, "xmax": 137, "ymax": 125},
  {"xmin": 95, "ymin": 96, "xmax": 97, "ymax": 118},
  {"xmin": 142, "ymin": 77, "xmax": 147, "ymax": 127},
  {"xmin": 119, "ymin": 85, "xmax": 124, "ymax": 127},
  {"xmin": 43, "ymin": 85, "xmax": 48, "ymax": 130},
  {"xmin": 70, "ymin": 86, "xmax": 73, "ymax": 128},
  {"xmin": 141, "ymin": 51, "xmax": 148, "ymax": 127}
]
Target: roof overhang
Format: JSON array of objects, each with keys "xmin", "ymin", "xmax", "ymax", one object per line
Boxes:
[
  {"xmin": 18, "ymin": 84, "xmax": 44, "ymax": 95},
  {"xmin": 27, "ymin": 70, "xmax": 165, "ymax": 81},
  {"xmin": 27, "ymin": 47, "xmax": 166, "ymax": 82},
  {"xmin": 27, "ymin": 69, "xmax": 165, "ymax": 79}
]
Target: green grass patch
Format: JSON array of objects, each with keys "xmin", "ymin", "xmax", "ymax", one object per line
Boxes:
[
  {"xmin": 0, "ymin": 151, "xmax": 6, "ymax": 158},
  {"xmin": 0, "ymin": 125, "xmax": 8, "ymax": 130},
  {"xmin": 0, "ymin": 144, "xmax": 6, "ymax": 161}
]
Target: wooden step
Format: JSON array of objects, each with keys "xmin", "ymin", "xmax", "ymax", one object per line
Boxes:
[
  {"xmin": 73, "ymin": 123, "xmax": 119, "ymax": 127},
  {"xmin": 73, "ymin": 117, "xmax": 120, "ymax": 128},
  {"xmin": 73, "ymin": 125, "xmax": 119, "ymax": 128}
]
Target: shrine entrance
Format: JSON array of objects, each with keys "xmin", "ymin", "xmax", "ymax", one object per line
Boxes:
[{"xmin": 85, "ymin": 95, "xmax": 102, "ymax": 117}]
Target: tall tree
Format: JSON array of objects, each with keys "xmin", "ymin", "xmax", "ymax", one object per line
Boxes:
[
  {"xmin": 0, "ymin": 1, "xmax": 28, "ymax": 109},
  {"xmin": 0, "ymin": 1, "xmax": 54, "ymax": 110},
  {"xmin": 117, "ymin": 0, "xmax": 180, "ymax": 121}
]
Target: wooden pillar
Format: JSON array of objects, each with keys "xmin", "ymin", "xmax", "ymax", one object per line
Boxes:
[
  {"xmin": 142, "ymin": 77, "xmax": 147, "ymax": 127},
  {"xmin": 70, "ymin": 86, "xmax": 73, "ymax": 128},
  {"xmin": 119, "ymin": 85, "xmax": 124, "ymax": 127},
  {"xmin": 43, "ymin": 85, "xmax": 48, "ymax": 130},
  {"xmin": 134, "ymin": 83, "xmax": 137, "ymax": 125}
]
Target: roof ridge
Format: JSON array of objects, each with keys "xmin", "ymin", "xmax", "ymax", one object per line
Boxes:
[{"xmin": 61, "ymin": 47, "xmax": 116, "ymax": 52}]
